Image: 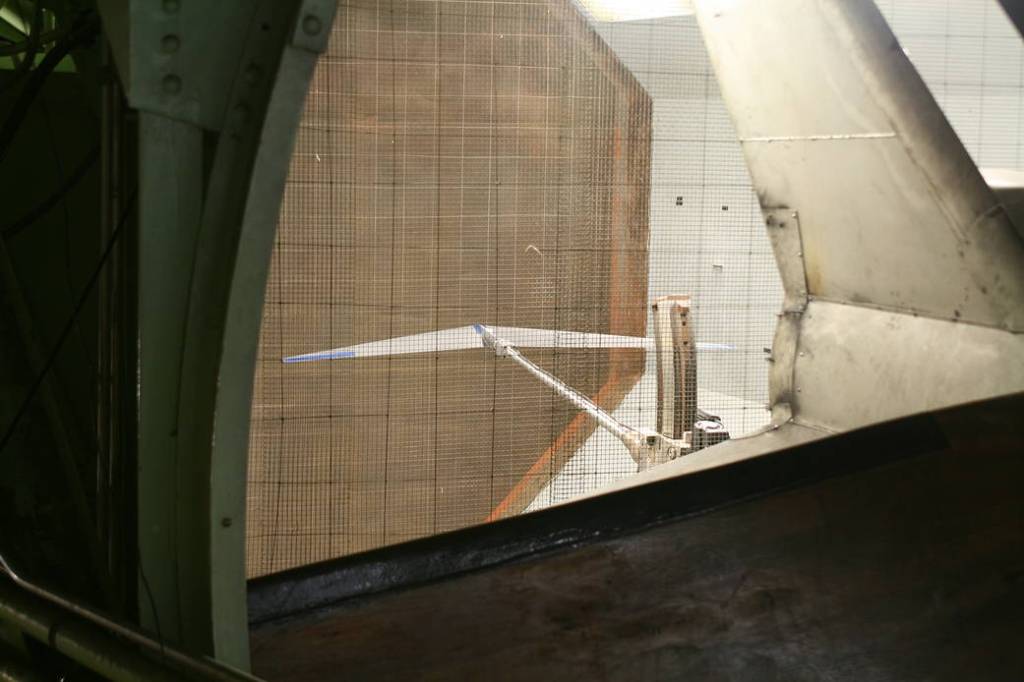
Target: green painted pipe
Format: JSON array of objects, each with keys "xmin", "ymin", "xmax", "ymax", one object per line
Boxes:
[{"xmin": 0, "ymin": 580, "xmax": 191, "ymax": 682}]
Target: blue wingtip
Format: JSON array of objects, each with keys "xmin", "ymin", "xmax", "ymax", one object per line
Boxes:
[
  {"xmin": 282, "ymin": 350, "xmax": 356, "ymax": 364},
  {"xmin": 472, "ymin": 324, "xmax": 484, "ymax": 334}
]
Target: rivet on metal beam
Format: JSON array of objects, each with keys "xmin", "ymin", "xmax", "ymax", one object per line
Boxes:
[
  {"xmin": 161, "ymin": 74, "xmax": 182, "ymax": 95},
  {"xmin": 232, "ymin": 103, "xmax": 251, "ymax": 128},
  {"xmin": 161, "ymin": 35, "xmax": 180, "ymax": 54},
  {"xmin": 162, "ymin": 0, "xmax": 180, "ymax": 14},
  {"xmin": 244, "ymin": 63, "xmax": 262, "ymax": 85},
  {"xmin": 302, "ymin": 14, "xmax": 323, "ymax": 36}
]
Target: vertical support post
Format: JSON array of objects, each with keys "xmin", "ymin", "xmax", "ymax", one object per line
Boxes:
[
  {"xmin": 136, "ymin": 112, "xmax": 203, "ymax": 647},
  {"xmin": 669, "ymin": 301, "xmax": 696, "ymax": 438},
  {"xmin": 652, "ymin": 295, "xmax": 693, "ymax": 440}
]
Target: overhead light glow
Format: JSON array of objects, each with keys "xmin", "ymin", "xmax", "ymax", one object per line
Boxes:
[{"xmin": 577, "ymin": 0, "xmax": 694, "ymax": 22}]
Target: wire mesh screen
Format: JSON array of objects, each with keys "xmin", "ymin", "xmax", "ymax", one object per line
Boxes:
[
  {"xmin": 876, "ymin": 0, "xmax": 1024, "ymax": 170},
  {"xmin": 525, "ymin": 14, "xmax": 783, "ymax": 510},
  {"xmin": 246, "ymin": 0, "xmax": 1024, "ymax": 578},
  {"xmin": 248, "ymin": 0, "xmax": 663, "ymax": 576}
]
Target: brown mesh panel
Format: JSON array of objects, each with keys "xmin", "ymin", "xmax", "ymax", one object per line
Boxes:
[{"xmin": 247, "ymin": 0, "xmax": 651, "ymax": 577}]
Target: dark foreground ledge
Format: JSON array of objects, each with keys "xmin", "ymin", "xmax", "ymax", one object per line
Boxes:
[{"xmin": 249, "ymin": 393, "xmax": 1024, "ymax": 681}]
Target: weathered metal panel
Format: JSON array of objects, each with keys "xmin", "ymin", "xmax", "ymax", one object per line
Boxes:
[
  {"xmin": 791, "ymin": 300, "xmax": 1024, "ymax": 432},
  {"xmin": 685, "ymin": 0, "xmax": 1024, "ymax": 445},
  {"xmin": 694, "ymin": 0, "xmax": 1024, "ymax": 331}
]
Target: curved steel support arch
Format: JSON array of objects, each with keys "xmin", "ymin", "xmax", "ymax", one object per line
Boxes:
[
  {"xmin": 104, "ymin": 0, "xmax": 335, "ymax": 668},
  {"xmin": 192, "ymin": 7, "xmax": 336, "ymax": 665}
]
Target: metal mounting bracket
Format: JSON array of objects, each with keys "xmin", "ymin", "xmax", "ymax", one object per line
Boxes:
[{"xmin": 764, "ymin": 208, "xmax": 808, "ymax": 424}]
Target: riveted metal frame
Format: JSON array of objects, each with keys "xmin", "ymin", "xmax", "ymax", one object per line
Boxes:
[
  {"xmin": 99, "ymin": 0, "xmax": 335, "ymax": 668},
  {"xmin": 692, "ymin": 0, "xmax": 1024, "ymax": 437},
  {"xmin": 762, "ymin": 207, "xmax": 808, "ymax": 427}
]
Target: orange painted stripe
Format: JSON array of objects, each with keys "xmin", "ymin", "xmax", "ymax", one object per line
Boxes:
[
  {"xmin": 486, "ymin": 122, "xmax": 648, "ymax": 521},
  {"xmin": 484, "ymin": 374, "xmax": 624, "ymax": 522}
]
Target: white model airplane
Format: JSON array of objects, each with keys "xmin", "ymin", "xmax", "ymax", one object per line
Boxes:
[
  {"xmin": 284, "ymin": 298, "xmax": 731, "ymax": 470},
  {"xmin": 282, "ymin": 326, "xmax": 733, "ymax": 364}
]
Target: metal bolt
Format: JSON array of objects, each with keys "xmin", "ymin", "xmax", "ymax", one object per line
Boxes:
[
  {"xmin": 161, "ymin": 74, "xmax": 182, "ymax": 95},
  {"xmin": 161, "ymin": 34, "xmax": 180, "ymax": 53},
  {"xmin": 302, "ymin": 14, "xmax": 323, "ymax": 36},
  {"xmin": 232, "ymin": 102, "xmax": 251, "ymax": 127},
  {"xmin": 163, "ymin": 0, "xmax": 180, "ymax": 13},
  {"xmin": 245, "ymin": 62, "xmax": 262, "ymax": 85},
  {"xmin": 221, "ymin": 517, "xmax": 233, "ymax": 527}
]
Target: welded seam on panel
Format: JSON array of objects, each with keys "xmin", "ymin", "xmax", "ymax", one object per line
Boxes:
[
  {"xmin": 763, "ymin": 208, "xmax": 808, "ymax": 426},
  {"xmin": 764, "ymin": 208, "xmax": 808, "ymax": 315},
  {"xmin": 740, "ymin": 132, "xmax": 895, "ymax": 143}
]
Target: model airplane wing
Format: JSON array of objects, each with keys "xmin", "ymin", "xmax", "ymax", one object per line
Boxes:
[
  {"xmin": 282, "ymin": 326, "xmax": 483, "ymax": 363},
  {"xmin": 283, "ymin": 325, "xmax": 732, "ymax": 363},
  {"xmin": 488, "ymin": 326, "xmax": 649, "ymax": 349}
]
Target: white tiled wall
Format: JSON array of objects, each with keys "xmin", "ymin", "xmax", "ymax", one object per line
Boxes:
[{"xmin": 878, "ymin": 0, "xmax": 1024, "ymax": 170}]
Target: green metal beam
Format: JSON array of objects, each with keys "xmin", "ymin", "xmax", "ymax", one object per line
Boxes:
[
  {"xmin": 108, "ymin": 0, "xmax": 335, "ymax": 668},
  {"xmin": 0, "ymin": 579, "xmax": 183, "ymax": 682},
  {"xmin": 0, "ymin": 572, "xmax": 269, "ymax": 681},
  {"xmin": 136, "ymin": 109, "xmax": 203, "ymax": 651},
  {"xmin": 174, "ymin": 0, "xmax": 337, "ymax": 665},
  {"xmin": 0, "ymin": 3, "xmax": 31, "ymax": 36}
]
